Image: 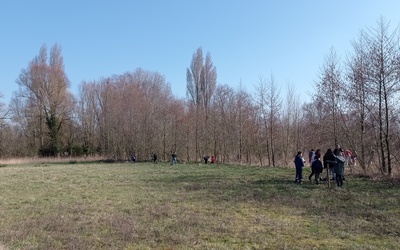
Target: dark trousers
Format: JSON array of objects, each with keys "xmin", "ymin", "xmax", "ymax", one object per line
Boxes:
[
  {"xmin": 309, "ymin": 166, "xmax": 314, "ymax": 180},
  {"xmin": 336, "ymin": 174, "xmax": 343, "ymax": 187},
  {"xmin": 315, "ymin": 172, "xmax": 321, "ymax": 184},
  {"xmin": 295, "ymin": 166, "xmax": 303, "ymax": 182}
]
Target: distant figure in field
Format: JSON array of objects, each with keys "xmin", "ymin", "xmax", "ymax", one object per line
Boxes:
[
  {"xmin": 294, "ymin": 151, "xmax": 305, "ymax": 183},
  {"xmin": 334, "ymin": 150, "xmax": 346, "ymax": 188},
  {"xmin": 211, "ymin": 155, "xmax": 216, "ymax": 164},
  {"xmin": 131, "ymin": 154, "xmax": 137, "ymax": 162},
  {"xmin": 309, "ymin": 149, "xmax": 321, "ymax": 181},
  {"xmin": 153, "ymin": 153, "xmax": 157, "ymax": 163},
  {"xmin": 203, "ymin": 155, "xmax": 209, "ymax": 164},
  {"xmin": 308, "ymin": 149, "xmax": 315, "ymax": 166},
  {"xmin": 323, "ymin": 148, "xmax": 336, "ymax": 180},
  {"xmin": 344, "ymin": 149, "xmax": 352, "ymax": 166},
  {"xmin": 171, "ymin": 151, "xmax": 177, "ymax": 165},
  {"xmin": 311, "ymin": 153, "xmax": 323, "ymax": 184}
]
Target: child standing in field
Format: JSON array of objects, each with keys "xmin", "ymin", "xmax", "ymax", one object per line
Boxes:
[
  {"xmin": 311, "ymin": 153, "xmax": 323, "ymax": 184},
  {"xmin": 211, "ymin": 155, "xmax": 216, "ymax": 164},
  {"xmin": 294, "ymin": 151, "xmax": 305, "ymax": 183},
  {"xmin": 308, "ymin": 149, "xmax": 322, "ymax": 181},
  {"xmin": 308, "ymin": 149, "xmax": 320, "ymax": 181},
  {"xmin": 171, "ymin": 151, "xmax": 177, "ymax": 165}
]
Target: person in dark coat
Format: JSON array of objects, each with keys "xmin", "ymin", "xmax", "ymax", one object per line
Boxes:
[
  {"xmin": 294, "ymin": 151, "xmax": 305, "ymax": 183},
  {"xmin": 171, "ymin": 151, "xmax": 177, "ymax": 165},
  {"xmin": 334, "ymin": 151, "xmax": 346, "ymax": 188},
  {"xmin": 152, "ymin": 153, "xmax": 157, "ymax": 163},
  {"xmin": 309, "ymin": 149, "xmax": 321, "ymax": 181},
  {"xmin": 311, "ymin": 154, "xmax": 323, "ymax": 184},
  {"xmin": 323, "ymin": 148, "xmax": 336, "ymax": 180}
]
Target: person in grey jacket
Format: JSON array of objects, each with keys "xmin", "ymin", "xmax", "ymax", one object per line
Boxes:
[{"xmin": 334, "ymin": 150, "xmax": 346, "ymax": 188}]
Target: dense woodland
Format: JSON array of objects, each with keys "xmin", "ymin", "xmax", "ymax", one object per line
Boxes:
[{"xmin": 1, "ymin": 18, "xmax": 400, "ymax": 176}]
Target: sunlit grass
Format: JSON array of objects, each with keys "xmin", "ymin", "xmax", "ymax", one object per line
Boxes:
[{"xmin": 0, "ymin": 162, "xmax": 399, "ymax": 249}]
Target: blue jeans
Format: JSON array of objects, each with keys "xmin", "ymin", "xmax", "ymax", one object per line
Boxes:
[{"xmin": 171, "ymin": 157, "xmax": 177, "ymax": 165}]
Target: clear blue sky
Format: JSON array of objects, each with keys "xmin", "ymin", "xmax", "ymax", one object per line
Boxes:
[{"xmin": 1, "ymin": 0, "xmax": 399, "ymax": 105}]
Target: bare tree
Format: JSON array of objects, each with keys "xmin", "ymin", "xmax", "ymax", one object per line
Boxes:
[
  {"xmin": 254, "ymin": 75, "xmax": 281, "ymax": 166},
  {"xmin": 362, "ymin": 17, "xmax": 400, "ymax": 175},
  {"xmin": 11, "ymin": 44, "xmax": 73, "ymax": 156},
  {"xmin": 186, "ymin": 47, "xmax": 217, "ymax": 161},
  {"xmin": 314, "ymin": 47, "xmax": 345, "ymax": 146},
  {"xmin": 345, "ymin": 30, "xmax": 371, "ymax": 173}
]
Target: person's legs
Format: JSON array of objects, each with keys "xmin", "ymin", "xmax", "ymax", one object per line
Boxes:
[
  {"xmin": 315, "ymin": 173, "xmax": 320, "ymax": 184},
  {"xmin": 309, "ymin": 168, "xmax": 314, "ymax": 181},
  {"xmin": 338, "ymin": 174, "xmax": 343, "ymax": 187},
  {"xmin": 298, "ymin": 167, "xmax": 303, "ymax": 183},
  {"xmin": 295, "ymin": 167, "xmax": 302, "ymax": 183},
  {"xmin": 330, "ymin": 167, "xmax": 335, "ymax": 180}
]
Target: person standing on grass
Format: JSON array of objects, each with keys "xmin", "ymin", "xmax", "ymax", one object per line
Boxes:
[
  {"xmin": 308, "ymin": 149, "xmax": 315, "ymax": 165},
  {"xmin": 344, "ymin": 149, "xmax": 352, "ymax": 166},
  {"xmin": 211, "ymin": 155, "xmax": 216, "ymax": 164},
  {"xmin": 323, "ymin": 148, "xmax": 336, "ymax": 181},
  {"xmin": 171, "ymin": 151, "xmax": 177, "ymax": 165},
  {"xmin": 334, "ymin": 150, "xmax": 346, "ymax": 188},
  {"xmin": 311, "ymin": 153, "xmax": 323, "ymax": 184},
  {"xmin": 309, "ymin": 149, "xmax": 321, "ymax": 181},
  {"xmin": 153, "ymin": 153, "xmax": 157, "ymax": 163},
  {"xmin": 307, "ymin": 149, "xmax": 315, "ymax": 180},
  {"xmin": 294, "ymin": 151, "xmax": 305, "ymax": 183}
]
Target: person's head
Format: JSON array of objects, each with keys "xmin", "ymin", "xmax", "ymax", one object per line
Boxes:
[
  {"xmin": 297, "ymin": 151, "xmax": 302, "ymax": 156},
  {"xmin": 326, "ymin": 148, "xmax": 333, "ymax": 154},
  {"xmin": 335, "ymin": 144, "xmax": 340, "ymax": 149}
]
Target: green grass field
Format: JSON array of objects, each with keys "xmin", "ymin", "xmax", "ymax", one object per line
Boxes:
[{"xmin": 0, "ymin": 162, "xmax": 399, "ymax": 249}]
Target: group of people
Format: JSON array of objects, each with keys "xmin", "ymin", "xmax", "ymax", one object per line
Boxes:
[
  {"xmin": 203, "ymin": 155, "xmax": 216, "ymax": 164},
  {"xmin": 294, "ymin": 145, "xmax": 353, "ymax": 188},
  {"xmin": 131, "ymin": 151, "xmax": 218, "ymax": 165}
]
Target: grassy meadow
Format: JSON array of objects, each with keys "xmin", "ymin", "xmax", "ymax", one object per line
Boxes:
[{"xmin": 0, "ymin": 162, "xmax": 399, "ymax": 249}]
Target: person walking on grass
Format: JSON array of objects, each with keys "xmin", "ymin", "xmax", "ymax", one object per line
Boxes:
[
  {"xmin": 311, "ymin": 153, "xmax": 323, "ymax": 184},
  {"xmin": 308, "ymin": 149, "xmax": 322, "ymax": 181},
  {"xmin": 294, "ymin": 151, "xmax": 305, "ymax": 183}
]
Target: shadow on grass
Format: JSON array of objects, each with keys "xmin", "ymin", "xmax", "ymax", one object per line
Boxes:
[{"xmin": 150, "ymin": 166, "xmax": 325, "ymax": 205}]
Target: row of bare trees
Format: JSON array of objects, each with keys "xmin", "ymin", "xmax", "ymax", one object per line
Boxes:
[
  {"xmin": 313, "ymin": 17, "xmax": 400, "ymax": 175},
  {"xmin": 0, "ymin": 18, "xmax": 400, "ymax": 175}
]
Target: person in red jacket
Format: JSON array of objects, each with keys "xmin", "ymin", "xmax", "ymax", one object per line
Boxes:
[{"xmin": 210, "ymin": 155, "xmax": 216, "ymax": 164}]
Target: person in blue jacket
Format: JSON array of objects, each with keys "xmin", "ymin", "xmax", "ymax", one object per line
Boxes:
[{"xmin": 294, "ymin": 151, "xmax": 305, "ymax": 183}]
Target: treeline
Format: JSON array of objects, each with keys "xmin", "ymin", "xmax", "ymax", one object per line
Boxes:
[{"xmin": 0, "ymin": 18, "xmax": 400, "ymax": 176}]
